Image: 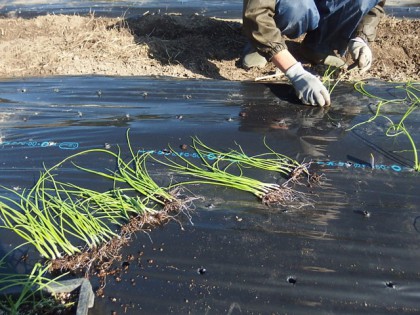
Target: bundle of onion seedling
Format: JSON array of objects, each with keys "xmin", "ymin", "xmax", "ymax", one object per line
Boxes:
[
  {"xmin": 0, "ymin": 188, "xmax": 80, "ymax": 260},
  {"xmin": 191, "ymin": 137, "xmax": 308, "ymax": 181},
  {"xmin": 0, "ymin": 131, "xmax": 189, "ymax": 261},
  {"xmin": 62, "ymin": 183, "xmax": 156, "ymax": 225},
  {"xmin": 37, "ymin": 172, "xmax": 120, "ymax": 250},
  {"xmin": 61, "ymin": 131, "xmax": 185, "ymax": 212},
  {"xmin": 0, "ymin": 170, "xmax": 121, "ymax": 260},
  {"xmin": 154, "ymin": 140, "xmax": 307, "ymax": 206}
]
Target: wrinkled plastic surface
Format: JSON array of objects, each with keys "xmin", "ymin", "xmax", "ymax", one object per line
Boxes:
[
  {"xmin": 1, "ymin": 0, "xmax": 419, "ymax": 18},
  {"xmin": 0, "ymin": 76, "xmax": 419, "ymax": 314}
]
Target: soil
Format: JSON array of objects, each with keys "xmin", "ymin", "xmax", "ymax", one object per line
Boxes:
[{"xmin": 0, "ymin": 13, "xmax": 418, "ymax": 82}]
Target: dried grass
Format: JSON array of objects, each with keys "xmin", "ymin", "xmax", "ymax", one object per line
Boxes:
[{"xmin": 0, "ymin": 13, "xmax": 418, "ymax": 81}]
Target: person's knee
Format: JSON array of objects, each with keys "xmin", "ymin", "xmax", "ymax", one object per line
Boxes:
[
  {"xmin": 275, "ymin": 0, "xmax": 319, "ymax": 38},
  {"xmin": 354, "ymin": 0, "xmax": 380, "ymax": 14}
]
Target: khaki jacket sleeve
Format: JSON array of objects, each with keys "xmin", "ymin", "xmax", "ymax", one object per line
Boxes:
[
  {"xmin": 355, "ymin": 0, "xmax": 386, "ymax": 42},
  {"xmin": 242, "ymin": 0, "xmax": 288, "ymax": 61}
]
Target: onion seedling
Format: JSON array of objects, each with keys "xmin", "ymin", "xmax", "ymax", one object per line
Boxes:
[
  {"xmin": 348, "ymin": 81, "xmax": 419, "ymax": 171},
  {"xmin": 0, "ymin": 262, "xmax": 70, "ymax": 314},
  {"xmin": 322, "ymin": 65, "xmax": 348, "ymax": 95}
]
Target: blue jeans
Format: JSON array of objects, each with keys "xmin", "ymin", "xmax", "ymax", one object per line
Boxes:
[{"xmin": 274, "ymin": 0, "xmax": 380, "ymax": 54}]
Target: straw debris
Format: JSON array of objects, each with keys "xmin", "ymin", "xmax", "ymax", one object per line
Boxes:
[{"xmin": 0, "ymin": 14, "xmax": 418, "ymax": 81}]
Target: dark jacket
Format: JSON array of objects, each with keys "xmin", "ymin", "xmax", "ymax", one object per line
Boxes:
[{"xmin": 243, "ymin": 0, "xmax": 386, "ymax": 61}]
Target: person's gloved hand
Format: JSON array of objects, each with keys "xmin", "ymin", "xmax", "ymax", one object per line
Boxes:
[
  {"xmin": 348, "ymin": 37, "xmax": 372, "ymax": 73},
  {"xmin": 285, "ymin": 62, "xmax": 331, "ymax": 107}
]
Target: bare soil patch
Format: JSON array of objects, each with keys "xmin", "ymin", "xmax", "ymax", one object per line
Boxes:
[{"xmin": 0, "ymin": 13, "xmax": 418, "ymax": 82}]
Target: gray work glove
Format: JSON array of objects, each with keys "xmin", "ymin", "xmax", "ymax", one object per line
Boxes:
[
  {"xmin": 285, "ymin": 62, "xmax": 331, "ymax": 107},
  {"xmin": 348, "ymin": 37, "xmax": 372, "ymax": 73}
]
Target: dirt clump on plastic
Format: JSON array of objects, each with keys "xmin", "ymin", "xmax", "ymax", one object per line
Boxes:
[
  {"xmin": 49, "ymin": 210, "xmax": 178, "ymax": 295},
  {"xmin": 0, "ymin": 13, "xmax": 418, "ymax": 82}
]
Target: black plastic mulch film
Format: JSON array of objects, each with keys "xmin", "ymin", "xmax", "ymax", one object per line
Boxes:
[{"xmin": 0, "ymin": 75, "xmax": 419, "ymax": 314}]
